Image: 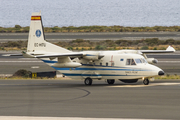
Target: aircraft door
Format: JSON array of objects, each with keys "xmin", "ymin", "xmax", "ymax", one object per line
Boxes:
[{"xmin": 125, "ymin": 59, "xmax": 139, "ymax": 77}]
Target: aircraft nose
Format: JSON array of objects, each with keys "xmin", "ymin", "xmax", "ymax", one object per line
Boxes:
[{"xmin": 158, "ymin": 71, "xmax": 165, "ymax": 76}]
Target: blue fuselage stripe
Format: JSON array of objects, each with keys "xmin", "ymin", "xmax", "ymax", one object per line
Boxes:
[{"xmin": 51, "ymin": 66, "xmax": 149, "ymax": 71}]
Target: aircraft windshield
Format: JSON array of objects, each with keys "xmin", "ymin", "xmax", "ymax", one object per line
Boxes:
[
  {"xmin": 141, "ymin": 58, "xmax": 148, "ymax": 63},
  {"xmin": 135, "ymin": 58, "xmax": 147, "ymax": 64},
  {"xmin": 135, "ymin": 59, "xmax": 142, "ymax": 64},
  {"xmin": 126, "ymin": 59, "xmax": 136, "ymax": 65}
]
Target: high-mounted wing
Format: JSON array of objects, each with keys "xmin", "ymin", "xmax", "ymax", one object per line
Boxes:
[
  {"xmin": 35, "ymin": 51, "xmax": 104, "ymax": 61},
  {"xmin": 35, "ymin": 52, "xmax": 84, "ymax": 58}
]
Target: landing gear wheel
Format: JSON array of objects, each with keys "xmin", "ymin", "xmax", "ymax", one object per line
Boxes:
[
  {"xmin": 143, "ymin": 78, "xmax": 149, "ymax": 85},
  {"xmin": 84, "ymin": 77, "xmax": 92, "ymax": 85},
  {"xmin": 107, "ymin": 79, "xmax": 115, "ymax": 84}
]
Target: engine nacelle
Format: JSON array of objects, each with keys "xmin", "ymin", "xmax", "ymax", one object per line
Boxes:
[
  {"xmin": 52, "ymin": 62, "xmax": 81, "ymax": 68},
  {"xmin": 83, "ymin": 53, "xmax": 104, "ymax": 61},
  {"xmin": 146, "ymin": 58, "xmax": 158, "ymax": 64}
]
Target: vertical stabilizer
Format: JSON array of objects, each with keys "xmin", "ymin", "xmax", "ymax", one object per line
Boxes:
[{"xmin": 27, "ymin": 12, "xmax": 71, "ymax": 54}]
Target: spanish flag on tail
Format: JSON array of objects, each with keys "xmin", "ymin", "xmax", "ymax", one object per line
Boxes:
[{"xmin": 31, "ymin": 16, "xmax": 41, "ymax": 20}]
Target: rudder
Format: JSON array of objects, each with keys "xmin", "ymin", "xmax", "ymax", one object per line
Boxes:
[{"xmin": 27, "ymin": 12, "xmax": 71, "ymax": 54}]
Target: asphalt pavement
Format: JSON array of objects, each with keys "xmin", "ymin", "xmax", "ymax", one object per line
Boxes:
[{"xmin": 0, "ymin": 79, "xmax": 180, "ymax": 120}]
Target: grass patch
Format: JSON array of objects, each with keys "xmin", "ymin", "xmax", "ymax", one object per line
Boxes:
[
  {"xmin": 155, "ymin": 74, "xmax": 180, "ymax": 80},
  {"xmin": 1, "ymin": 25, "xmax": 180, "ymax": 33},
  {"xmin": 1, "ymin": 38, "xmax": 180, "ymax": 51}
]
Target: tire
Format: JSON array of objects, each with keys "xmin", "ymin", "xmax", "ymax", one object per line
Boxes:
[
  {"xmin": 107, "ymin": 79, "xmax": 115, "ymax": 84},
  {"xmin": 143, "ymin": 78, "xmax": 149, "ymax": 85},
  {"xmin": 84, "ymin": 77, "xmax": 92, "ymax": 85}
]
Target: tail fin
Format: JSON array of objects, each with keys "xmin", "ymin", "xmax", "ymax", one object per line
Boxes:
[{"xmin": 27, "ymin": 12, "xmax": 71, "ymax": 54}]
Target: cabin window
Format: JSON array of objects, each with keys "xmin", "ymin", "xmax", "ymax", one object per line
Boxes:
[
  {"xmin": 120, "ymin": 59, "xmax": 124, "ymax": 61},
  {"xmin": 100, "ymin": 63, "xmax": 102, "ymax": 66},
  {"xmin": 112, "ymin": 62, "xmax": 114, "ymax": 66},
  {"xmin": 126, "ymin": 59, "xmax": 136, "ymax": 65},
  {"xmin": 93, "ymin": 63, "xmax": 95, "ymax": 66},
  {"xmin": 106, "ymin": 62, "xmax": 108, "ymax": 66}
]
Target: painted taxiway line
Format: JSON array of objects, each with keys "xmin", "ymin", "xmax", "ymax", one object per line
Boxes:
[
  {"xmin": 0, "ymin": 116, "xmax": 167, "ymax": 120},
  {"xmin": 110, "ymin": 83, "xmax": 180, "ymax": 87}
]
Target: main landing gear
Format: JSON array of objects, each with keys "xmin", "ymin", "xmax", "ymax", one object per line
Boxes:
[
  {"xmin": 84, "ymin": 77, "xmax": 92, "ymax": 85},
  {"xmin": 107, "ymin": 79, "xmax": 115, "ymax": 85},
  {"xmin": 143, "ymin": 78, "xmax": 149, "ymax": 85},
  {"xmin": 84, "ymin": 78, "xmax": 115, "ymax": 85}
]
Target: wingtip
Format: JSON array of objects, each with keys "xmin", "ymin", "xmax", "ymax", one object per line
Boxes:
[{"xmin": 166, "ymin": 46, "xmax": 176, "ymax": 52}]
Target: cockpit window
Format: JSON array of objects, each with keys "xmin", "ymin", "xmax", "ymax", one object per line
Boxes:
[
  {"xmin": 135, "ymin": 58, "xmax": 147, "ymax": 64},
  {"xmin": 126, "ymin": 59, "xmax": 136, "ymax": 65},
  {"xmin": 131, "ymin": 59, "xmax": 136, "ymax": 65},
  {"xmin": 135, "ymin": 59, "xmax": 142, "ymax": 64},
  {"xmin": 141, "ymin": 58, "xmax": 147, "ymax": 63}
]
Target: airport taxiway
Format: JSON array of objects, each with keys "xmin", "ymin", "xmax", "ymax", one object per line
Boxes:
[
  {"xmin": 0, "ymin": 79, "xmax": 180, "ymax": 120},
  {"xmin": 0, "ymin": 32, "xmax": 180, "ymax": 42}
]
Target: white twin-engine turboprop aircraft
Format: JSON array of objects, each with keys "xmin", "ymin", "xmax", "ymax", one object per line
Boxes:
[{"xmin": 23, "ymin": 12, "xmax": 175, "ymax": 85}]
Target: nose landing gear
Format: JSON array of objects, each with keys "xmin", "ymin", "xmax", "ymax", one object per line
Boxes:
[
  {"xmin": 143, "ymin": 78, "xmax": 149, "ymax": 85},
  {"xmin": 107, "ymin": 79, "xmax": 115, "ymax": 84}
]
